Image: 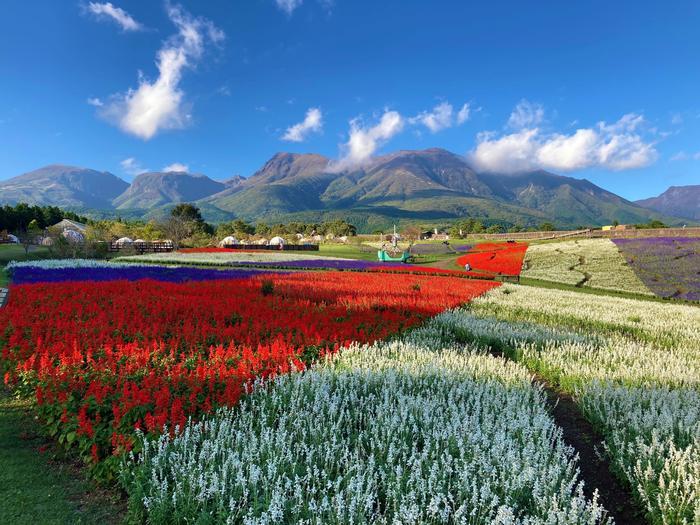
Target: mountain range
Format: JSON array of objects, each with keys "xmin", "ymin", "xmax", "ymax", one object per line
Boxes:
[
  {"xmin": 635, "ymin": 185, "xmax": 700, "ymax": 221},
  {"xmin": 0, "ymin": 149, "xmax": 693, "ymax": 231}
]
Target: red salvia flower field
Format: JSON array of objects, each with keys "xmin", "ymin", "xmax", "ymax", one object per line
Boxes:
[
  {"xmin": 0, "ymin": 271, "xmax": 497, "ymax": 477},
  {"xmin": 456, "ymin": 242, "xmax": 528, "ymax": 277}
]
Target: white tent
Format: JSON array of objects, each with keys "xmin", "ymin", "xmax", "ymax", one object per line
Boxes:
[
  {"xmin": 218, "ymin": 236, "xmax": 238, "ymax": 247},
  {"xmin": 269, "ymin": 236, "xmax": 285, "ymax": 246},
  {"xmin": 62, "ymin": 229, "xmax": 84, "ymax": 243},
  {"xmin": 115, "ymin": 237, "xmax": 133, "ymax": 246},
  {"xmin": 7, "ymin": 234, "xmax": 19, "ymax": 244},
  {"xmin": 133, "ymin": 239, "xmax": 147, "ymax": 243}
]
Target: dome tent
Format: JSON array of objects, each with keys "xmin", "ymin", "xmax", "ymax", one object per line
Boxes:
[
  {"xmin": 269, "ymin": 236, "xmax": 285, "ymax": 246},
  {"xmin": 115, "ymin": 237, "xmax": 133, "ymax": 246},
  {"xmin": 7, "ymin": 234, "xmax": 19, "ymax": 244},
  {"xmin": 218, "ymin": 236, "xmax": 238, "ymax": 247}
]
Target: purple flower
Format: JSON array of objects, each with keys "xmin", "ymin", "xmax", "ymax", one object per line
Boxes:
[
  {"xmin": 11, "ymin": 266, "xmax": 274, "ymax": 285},
  {"xmin": 613, "ymin": 237, "xmax": 700, "ymax": 301}
]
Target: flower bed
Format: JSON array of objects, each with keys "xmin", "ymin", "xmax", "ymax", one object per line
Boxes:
[
  {"xmin": 613, "ymin": 237, "xmax": 700, "ymax": 301},
  {"xmin": 9, "ymin": 265, "xmax": 270, "ymax": 285},
  {"xmin": 122, "ymin": 334, "xmax": 606, "ymax": 523},
  {"xmin": 521, "ymin": 239, "xmax": 653, "ymax": 295},
  {"xmin": 116, "ymin": 251, "xmax": 348, "ymax": 265},
  {"xmin": 0, "ymin": 271, "xmax": 497, "ymax": 478},
  {"xmin": 455, "ymin": 242, "xmax": 528, "ymax": 277},
  {"xmin": 464, "ymin": 284, "xmax": 700, "ymax": 522}
]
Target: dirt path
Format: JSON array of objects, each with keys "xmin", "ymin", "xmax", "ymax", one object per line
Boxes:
[{"xmin": 535, "ymin": 376, "xmax": 643, "ymax": 524}]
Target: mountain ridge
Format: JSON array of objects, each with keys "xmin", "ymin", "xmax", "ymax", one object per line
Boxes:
[
  {"xmin": 635, "ymin": 185, "xmax": 700, "ymax": 221},
  {"xmin": 0, "ymin": 149, "xmax": 689, "ymax": 230}
]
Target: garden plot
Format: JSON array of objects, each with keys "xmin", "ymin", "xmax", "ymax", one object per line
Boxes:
[
  {"xmin": 613, "ymin": 237, "xmax": 700, "ymax": 301},
  {"xmin": 115, "ymin": 250, "xmax": 352, "ymax": 266},
  {"xmin": 521, "ymin": 239, "xmax": 653, "ymax": 295},
  {"xmin": 449, "ymin": 284, "xmax": 700, "ymax": 524},
  {"xmin": 122, "ymin": 336, "xmax": 608, "ymax": 524}
]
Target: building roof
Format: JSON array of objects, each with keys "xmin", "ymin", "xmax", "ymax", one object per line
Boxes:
[{"xmin": 52, "ymin": 218, "xmax": 87, "ymax": 232}]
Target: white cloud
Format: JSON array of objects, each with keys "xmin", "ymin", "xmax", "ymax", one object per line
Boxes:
[
  {"xmin": 86, "ymin": 97, "xmax": 104, "ymax": 107},
  {"xmin": 671, "ymin": 113, "xmax": 683, "ymax": 125},
  {"xmin": 120, "ymin": 157, "xmax": 149, "ymax": 176},
  {"xmin": 276, "ymin": 0, "xmax": 303, "ymax": 15},
  {"xmin": 457, "ymin": 103, "xmax": 471, "ymax": 124},
  {"xmin": 469, "ymin": 112, "xmax": 658, "ymax": 174},
  {"xmin": 87, "ymin": 2, "xmax": 143, "ymax": 31},
  {"xmin": 162, "ymin": 162, "xmax": 189, "ymax": 172},
  {"xmin": 99, "ymin": 4, "xmax": 224, "ymax": 140},
  {"xmin": 282, "ymin": 107, "xmax": 323, "ymax": 142},
  {"xmin": 331, "ymin": 110, "xmax": 404, "ymax": 170},
  {"xmin": 410, "ymin": 101, "xmax": 471, "ymax": 133},
  {"xmin": 507, "ymin": 99, "xmax": 544, "ymax": 129},
  {"xmin": 670, "ymin": 151, "xmax": 700, "ymax": 161}
]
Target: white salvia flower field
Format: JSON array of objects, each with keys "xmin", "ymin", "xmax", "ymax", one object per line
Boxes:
[
  {"xmin": 121, "ymin": 338, "xmax": 609, "ymax": 524},
  {"xmin": 521, "ymin": 239, "xmax": 653, "ymax": 296},
  {"xmin": 455, "ymin": 284, "xmax": 700, "ymax": 523},
  {"xmin": 116, "ymin": 251, "xmax": 351, "ymax": 265}
]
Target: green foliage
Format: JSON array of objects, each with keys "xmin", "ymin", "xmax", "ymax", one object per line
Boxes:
[
  {"xmin": 0, "ymin": 203, "xmax": 89, "ymax": 233},
  {"xmin": 635, "ymin": 219, "xmax": 668, "ymax": 229}
]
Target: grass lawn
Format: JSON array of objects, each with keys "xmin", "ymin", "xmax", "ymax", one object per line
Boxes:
[
  {"xmin": 0, "ymin": 244, "xmax": 52, "ymax": 266},
  {"xmin": 318, "ymin": 243, "xmax": 380, "ymax": 261},
  {"xmin": 0, "ymin": 391, "xmax": 125, "ymax": 524}
]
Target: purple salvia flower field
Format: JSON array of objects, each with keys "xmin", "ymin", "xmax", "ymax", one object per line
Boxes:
[{"xmin": 613, "ymin": 237, "xmax": 700, "ymax": 301}]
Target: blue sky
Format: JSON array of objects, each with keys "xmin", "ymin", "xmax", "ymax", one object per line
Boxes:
[{"xmin": 1, "ymin": 0, "xmax": 699, "ymax": 200}]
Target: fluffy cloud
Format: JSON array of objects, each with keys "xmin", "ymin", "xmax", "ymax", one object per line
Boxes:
[
  {"xmin": 86, "ymin": 97, "xmax": 104, "ymax": 107},
  {"xmin": 410, "ymin": 102, "xmax": 470, "ymax": 133},
  {"xmin": 469, "ymin": 112, "xmax": 658, "ymax": 174},
  {"xmin": 507, "ymin": 99, "xmax": 544, "ymax": 129},
  {"xmin": 87, "ymin": 2, "xmax": 143, "ymax": 31},
  {"xmin": 120, "ymin": 157, "xmax": 149, "ymax": 176},
  {"xmin": 275, "ymin": 0, "xmax": 303, "ymax": 15},
  {"xmin": 331, "ymin": 110, "xmax": 404, "ymax": 170},
  {"xmin": 162, "ymin": 162, "xmax": 189, "ymax": 172},
  {"xmin": 99, "ymin": 4, "xmax": 224, "ymax": 140},
  {"xmin": 282, "ymin": 107, "xmax": 323, "ymax": 142}
]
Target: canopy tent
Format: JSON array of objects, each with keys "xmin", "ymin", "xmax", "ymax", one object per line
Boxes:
[{"xmin": 269, "ymin": 236, "xmax": 285, "ymax": 246}]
